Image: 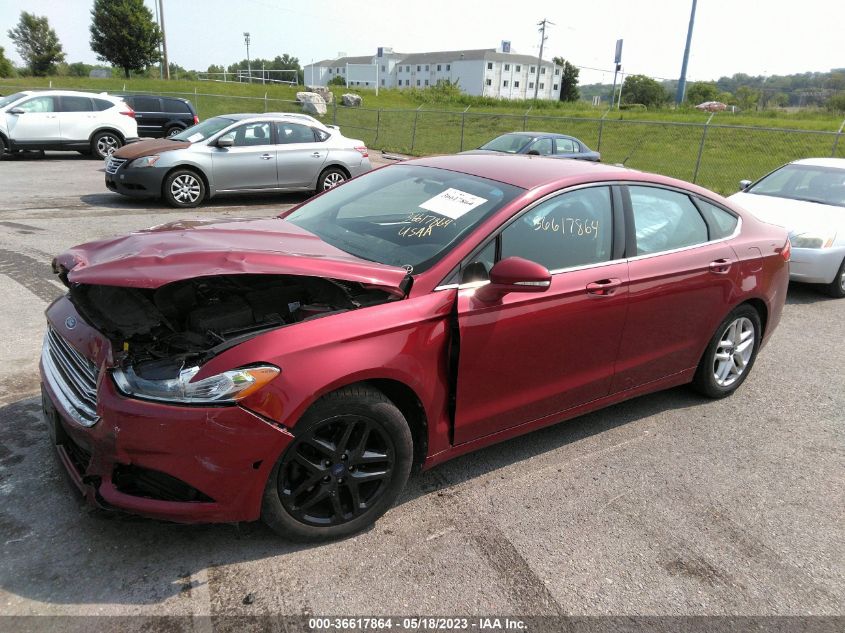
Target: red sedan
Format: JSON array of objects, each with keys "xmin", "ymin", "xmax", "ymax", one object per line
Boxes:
[{"xmin": 41, "ymin": 155, "xmax": 789, "ymax": 540}]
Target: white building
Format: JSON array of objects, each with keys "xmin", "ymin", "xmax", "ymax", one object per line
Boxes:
[{"xmin": 303, "ymin": 47, "xmax": 562, "ymax": 100}]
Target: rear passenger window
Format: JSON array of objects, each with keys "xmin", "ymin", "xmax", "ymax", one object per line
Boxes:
[
  {"xmin": 555, "ymin": 138, "xmax": 578, "ymax": 153},
  {"xmin": 629, "ymin": 186, "xmax": 708, "ymax": 255},
  {"xmin": 163, "ymin": 99, "xmax": 191, "ymax": 113},
  {"xmin": 276, "ymin": 122, "xmax": 316, "ymax": 144},
  {"xmin": 133, "ymin": 97, "xmax": 161, "ymax": 112},
  {"xmin": 60, "ymin": 96, "xmax": 93, "ymax": 112},
  {"xmin": 696, "ymin": 199, "xmax": 739, "ymax": 239},
  {"xmin": 501, "ymin": 186, "xmax": 613, "ymax": 270}
]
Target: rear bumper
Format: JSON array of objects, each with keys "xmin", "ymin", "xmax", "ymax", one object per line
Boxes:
[{"xmin": 789, "ymin": 246, "xmax": 845, "ymax": 284}]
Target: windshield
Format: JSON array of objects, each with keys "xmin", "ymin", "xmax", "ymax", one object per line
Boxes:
[
  {"xmin": 170, "ymin": 116, "xmax": 234, "ymax": 143},
  {"xmin": 0, "ymin": 92, "xmax": 27, "ymax": 109},
  {"xmin": 479, "ymin": 134, "xmax": 533, "ymax": 153},
  {"xmin": 285, "ymin": 165, "xmax": 523, "ymax": 273},
  {"xmin": 748, "ymin": 164, "xmax": 845, "ymax": 208}
]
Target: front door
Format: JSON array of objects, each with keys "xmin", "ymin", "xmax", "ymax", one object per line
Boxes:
[
  {"xmin": 211, "ymin": 121, "xmax": 278, "ymax": 191},
  {"xmin": 275, "ymin": 121, "xmax": 328, "ymax": 188},
  {"xmin": 453, "ymin": 185, "xmax": 629, "ymax": 444},
  {"xmin": 6, "ymin": 95, "xmax": 60, "ymax": 146}
]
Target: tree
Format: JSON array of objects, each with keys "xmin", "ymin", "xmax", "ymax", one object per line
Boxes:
[
  {"xmin": 620, "ymin": 74, "xmax": 669, "ymax": 109},
  {"xmin": 735, "ymin": 86, "xmax": 760, "ymax": 111},
  {"xmin": 685, "ymin": 82, "xmax": 719, "ymax": 104},
  {"xmin": 552, "ymin": 57, "xmax": 580, "ymax": 102},
  {"xmin": 89, "ymin": 0, "xmax": 161, "ymax": 79},
  {"xmin": 7, "ymin": 12, "xmax": 65, "ymax": 76},
  {"xmin": 0, "ymin": 46, "xmax": 14, "ymax": 78}
]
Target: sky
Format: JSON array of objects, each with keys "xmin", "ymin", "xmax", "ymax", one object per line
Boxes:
[{"xmin": 1, "ymin": 0, "xmax": 842, "ymax": 85}]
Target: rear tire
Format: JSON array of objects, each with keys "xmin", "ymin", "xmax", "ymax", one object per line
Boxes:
[
  {"xmin": 91, "ymin": 131, "xmax": 122, "ymax": 159},
  {"xmin": 691, "ymin": 305, "xmax": 762, "ymax": 399},
  {"xmin": 261, "ymin": 386, "xmax": 413, "ymax": 541},
  {"xmin": 166, "ymin": 126, "xmax": 184, "ymax": 138},
  {"xmin": 316, "ymin": 167, "xmax": 347, "ymax": 193},
  {"xmin": 0, "ymin": 135, "xmax": 7, "ymax": 157},
  {"xmin": 823, "ymin": 257, "xmax": 845, "ymax": 299},
  {"xmin": 163, "ymin": 169, "xmax": 206, "ymax": 208}
]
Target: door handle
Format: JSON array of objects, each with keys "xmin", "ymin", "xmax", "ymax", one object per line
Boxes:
[
  {"xmin": 708, "ymin": 258, "xmax": 733, "ymax": 274},
  {"xmin": 586, "ymin": 278, "xmax": 622, "ymax": 296},
  {"xmin": 260, "ymin": 154, "xmax": 273, "ymax": 160},
  {"xmin": 312, "ymin": 151, "xmax": 322, "ymax": 157}
]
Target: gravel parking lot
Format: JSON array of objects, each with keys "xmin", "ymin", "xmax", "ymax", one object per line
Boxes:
[{"xmin": 0, "ymin": 152, "xmax": 842, "ymax": 624}]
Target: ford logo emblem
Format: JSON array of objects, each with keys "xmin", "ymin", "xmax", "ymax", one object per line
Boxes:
[{"xmin": 65, "ymin": 316, "xmax": 77, "ymax": 330}]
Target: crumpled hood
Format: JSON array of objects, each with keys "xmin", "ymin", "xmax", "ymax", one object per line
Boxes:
[
  {"xmin": 112, "ymin": 138, "xmax": 191, "ymax": 160},
  {"xmin": 729, "ymin": 191, "xmax": 844, "ymax": 237},
  {"xmin": 53, "ymin": 217, "xmax": 409, "ymax": 295}
]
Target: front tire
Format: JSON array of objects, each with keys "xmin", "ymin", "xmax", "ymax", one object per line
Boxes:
[
  {"xmin": 823, "ymin": 257, "xmax": 845, "ymax": 299},
  {"xmin": 316, "ymin": 166, "xmax": 347, "ymax": 193},
  {"xmin": 0, "ymin": 135, "xmax": 7, "ymax": 157},
  {"xmin": 163, "ymin": 169, "xmax": 206, "ymax": 208},
  {"xmin": 691, "ymin": 305, "xmax": 762, "ymax": 399},
  {"xmin": 261, "ymin": 386, "xmax": 413, "ymax": 541},
  {"xmin": 91, "ymin": 131, "xmax": 122, "ymax": 159}
]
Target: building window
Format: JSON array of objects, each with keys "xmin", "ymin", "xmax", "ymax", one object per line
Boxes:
[
  {"xmin": 417, "ymin": 65, "xmax": 421, "ymax": 71},
  {"xmin": 381, "ymin": 65, "xmax": 386, "ymax": 72},
  {"xmin": 539, "ymin": 82, "xmax": 544, "ymax": 89},
  {"xmin": 554, "ymin": 84, "xmax": 559, "ymax": 91},
  {"xmin": 530, "ymin": 66, "xmax": 535, "ymax": 73},
  {"xmin": 516, "ymin": 65, "xmax": 521, "ymax": 72},
  {"xmin": 381, "ymin": 79, "xmax": 385, "ymax": 86},
  {"xmin": 503, "ymin": 80, "xmax": 509, "ymax": 87},
  {"xmin": 486, "ymin": 78, "xmax": 492, "ymax": 86},
  {"xmin": 437, "ymin": 64, "xmax": 441, "ymax": 71},
  {"xmin": 406, "ymin": 65, "xmax": 410, "ymax": 72},
  {"xmin": 328, "ymin": 68, "xmax": 332, "ymax": 74},
  {"xmin": 425, "ymin": 79, "xmax": 429, "ymax": 86},
  {"xmin": 514, "ymin": 80, "xmax": 520, "ymax": 88},
  {"xmin": 487, "ymin": 62, "xmax": 493, "ymax": 70},
  {"xmin": 529, "ymin": 82, "xmax": 534, "ymax": 89},
  {"xmin": 541, "ymin": 67, "xmax": 546, "ymax": 74},
  {"xmin": 417, "ymin": 79, "xmax": 421, "ymax": 86},
  {"xmin": 555, "ymin": 67, "xmax": 560, "ymax": 75},
  {"xmin": 504, "ymin": 64, "xmax": 510, "ymax": 71},
  {"xmin": 425, "ymin": 65, "xmax": 429, "ymax": 71},
  {"xmin": 446, "ymin": 64, "xmax": 450, "ymax": 71}
]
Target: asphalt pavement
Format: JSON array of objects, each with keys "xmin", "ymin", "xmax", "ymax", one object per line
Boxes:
[{"xmin": 0, "ymin": 151, "xmax": 842, "ymax": 624}]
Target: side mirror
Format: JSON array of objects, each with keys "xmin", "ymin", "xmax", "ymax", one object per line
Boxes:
[
  {"xmin": 8, "ymin": 107, "xmax": 24, "ymax": 115},
  {"xmin": 476, "ymin": 257, "xmax": 551, "ymax": 302},
  {"xmin": 526, "ymin": 149, "xmax": 540, "ymax": 156},
  {"xmin": 739, "ymin": 179, "xmax": 752, "ymax": 190},
  {"xmin": 216, "ymin": 136, "xmax": 234, "ymax": 148}
]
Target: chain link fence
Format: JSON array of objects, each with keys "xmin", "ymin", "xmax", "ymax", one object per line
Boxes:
[{"xmin": 6, "ymin": 84, "xmax": 844, "ymax": 196}]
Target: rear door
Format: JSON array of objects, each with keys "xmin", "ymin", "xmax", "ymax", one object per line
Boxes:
[
  {"xmin": 611, "ymin": 185, "xmax": 739, "ymax": 393},
  {"xmin": 131, "ymin": 96, "xmax": 164, "ymax": 136},
  {"xmin": 57, "ymin": 95, "xmax": 96, "ymax": 145},
  {"xmin": 5, "ymin": 95, "xmax": 60, "ymax": 146},
  {"xmin": 275, "ymin": 122, "xmax": 328, "ymax": 187},
  {"xmin": 453, "ymin": 185, "xmax": 629, "ymax": 444},
  {"xmin": 553, "ymin": 137, "xmax": 581, "ymax": 160},
  {"xmin": 211, "ymin": 120, "xmax": 278, "ymax": 191}
]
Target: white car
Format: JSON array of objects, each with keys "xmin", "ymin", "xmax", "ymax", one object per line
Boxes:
[
  {"xmin": 0, "ymin": 90, "xmax": 139, "ymax": 160},
  {"xmin": 730, "ymin": 158, "xmax": 845, "ymax": 298}
]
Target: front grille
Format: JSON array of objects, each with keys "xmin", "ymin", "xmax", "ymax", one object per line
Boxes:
[
  {"xmin": 105, "ymin": 156, "xmax": 127, "ymax": 175},
  {"xmin": 112, "ymin": 464, "xmax": 215, "ymax": 503},
  {"xmin": 41, "ymin": 327, "xmax": 99, "ymax": 427}
]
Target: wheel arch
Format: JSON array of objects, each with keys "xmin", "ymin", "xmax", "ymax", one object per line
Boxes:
[
  {"xmin": 161, "ymin": 163, "xmax": 211, "ymax": 200},
  {"xmin": 320, "ymin": 163, "xmax": 351, "ymax": 179},
  {"xmin": 88, "ymin": 126, "xmax": 126, "ymax": 144},
  {"xmin": 741, "ymin": 297, "xmax": 769, "ymax": 337}
]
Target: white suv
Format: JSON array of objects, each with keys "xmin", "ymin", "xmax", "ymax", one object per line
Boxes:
[{"xmin": 0, "ymin": 90, "xmax": 139, "ymax": 159}]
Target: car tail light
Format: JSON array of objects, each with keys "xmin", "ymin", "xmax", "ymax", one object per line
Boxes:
[
  {"xmin": 120, "ymin": 108, "xmax": 136, "ymax": 118},
  {"xmin": 354, "ymin": 146, "xmax": 369, "ymax": 158},
  {"xmin": 781, "ymin": 239, "xmax": 791, "ymax": 262},
  {"xmin": 193, "ymin": 115, "xmax": 199, "ymax": 124}
]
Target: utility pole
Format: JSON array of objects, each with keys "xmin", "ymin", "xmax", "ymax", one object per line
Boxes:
[
  {"xmin": 533, "ymin": 18, "xmax": 553, "ymax": 100},
  {"xmin": 244, "ymin": 32, "xmax": 251, "ymax": 83},
  {"xmin": 676, "ymin": 0, "xmax": 698, "ymax": 104},
  {"xmin": 158, "ymin": 0, "xmax": 169, "ymax": 79}
]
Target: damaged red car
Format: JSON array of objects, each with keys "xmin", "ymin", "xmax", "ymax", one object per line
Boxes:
[{"xmin": 41, "ymin": 155, "xmax": 789, "ymax": 540}]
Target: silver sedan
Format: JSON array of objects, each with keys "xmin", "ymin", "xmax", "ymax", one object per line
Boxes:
[
  {"xmin": 730, "ymin": 158, "xmax": 845, "ymax": 298},
  {"xmin": 104, "ymin": 113, "xmax": 372, "ymax": 207}
]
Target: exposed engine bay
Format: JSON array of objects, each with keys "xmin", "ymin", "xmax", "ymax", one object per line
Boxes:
[{"xmin": 66, "ymin": 274, "xmax": 396, "ymax": 378}]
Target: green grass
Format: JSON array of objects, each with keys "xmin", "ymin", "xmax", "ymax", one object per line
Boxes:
[{"xmin": 3, "ymin": 76, "xmax": 844, "ymax": 195}]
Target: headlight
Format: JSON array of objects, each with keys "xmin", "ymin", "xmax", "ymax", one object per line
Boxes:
[
  {"xmin": 112, "ymin": 365, "xmax": 280, "ymax": 404},
  {"xmin": 131, "ymin": 155, "xmax": 161, "ymax": 168},
  {"xmin": 789, "ymin": 232, "xmax": 836, "ymax": 249}
]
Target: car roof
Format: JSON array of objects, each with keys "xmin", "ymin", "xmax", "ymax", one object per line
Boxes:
[
  {"xmin": 407, "ymin": 154, "xmax": 629, "ymax": 189},
  {"xmin": 791, "ymin": 157, "xmax": 845, "ymax": 169},
  {"xmin": 14, "ymin": 89, "xmax": 118, "ymax": 99},
  {"xmin": 115, "ymin": 93, "xmax": 191, "ymax": 103},
  {"xmin": 496, "ymin": 131, "xmax": 577, "ymax": 139}
]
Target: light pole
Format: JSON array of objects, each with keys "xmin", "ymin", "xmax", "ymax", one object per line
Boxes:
[
  {"xmin": 676, "ymin": 0, "xmax": 698, "ymax": 104},
  {"xmin": 533, "ymin": 18, "xmax": 553, "ymax": 101},
  {"xmin": 244, "ymin": 32, "xmax": 251, "ymax": 83}
]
